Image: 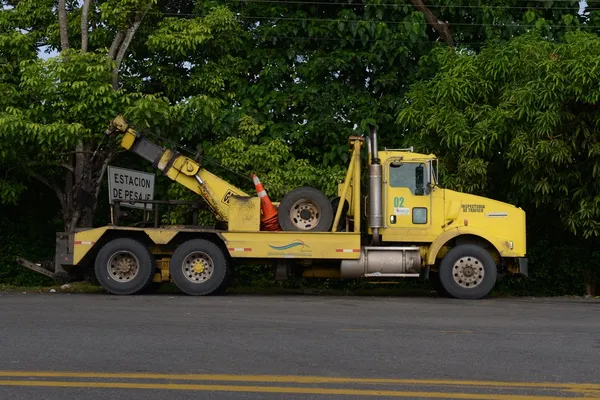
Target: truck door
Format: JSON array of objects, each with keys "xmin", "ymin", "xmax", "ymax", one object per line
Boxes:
[{"xmin": 385, "ymin": 158, "xmax": 432, "ymax": 235}]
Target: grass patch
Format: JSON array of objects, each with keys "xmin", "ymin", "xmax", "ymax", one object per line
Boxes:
[
  {"xmin": 5, "ymin": 281, "xmax": 594, "ymax": 299},
  {"xmin": 0, "ymin": 281, "xmax": 105, "ymax": 294},
  {"xmin": 0, "ymin": 280, "xmax": 438, "ymax": 297}
]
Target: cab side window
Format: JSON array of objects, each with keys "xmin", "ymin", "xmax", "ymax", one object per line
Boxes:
[{"xmin": 389, "ymin": 162, "xmax": 427, "ymax": 195}]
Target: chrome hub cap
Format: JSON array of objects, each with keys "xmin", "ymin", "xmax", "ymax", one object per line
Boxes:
[
  {"xmin": 453, "ymin": 256, "xmax": 484, "ymax": 288},
  {"xmin": 107, "ymin": 251, "xmax": 139, "ymax": 282},
  {"xmin": 182, "ymin": 252, "xmax": 214, "ymax": 283},
  {"xmin": 289, "ymin": 199, "xmax": 321, "ymax": 230}
]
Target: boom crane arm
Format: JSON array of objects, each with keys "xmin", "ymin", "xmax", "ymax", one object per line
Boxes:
[{"xmin": 107, "ymin": 115, "xmax": 249, "ymax": 222}]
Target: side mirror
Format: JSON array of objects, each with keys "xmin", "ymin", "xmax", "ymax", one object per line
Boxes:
[
  {"xmin": 430, "ymin": 160, "xmax": 439, "ymax": 186},
  {"xmin": 416, "ymin": 164, "xmax": 424, "ymax": 185},
  {"xmin": 415, "ymin": 164, "xmax": 425, "ymax": 195}
]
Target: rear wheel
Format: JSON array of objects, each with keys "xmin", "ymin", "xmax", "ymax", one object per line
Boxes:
[
  {"xmin": 169, "ymin": 239, "xmax": 231, "ymax": 296},
  {"xmin": 94, "ymin": 238, "xmax": 155, "ymax": 295},
  {"xmin": 278, "ymin": 187, "xmax": 334, "ymax": 232},
  {"xmin": 438, "ymin": 244, "xmax": 497, "ymax": 300}
]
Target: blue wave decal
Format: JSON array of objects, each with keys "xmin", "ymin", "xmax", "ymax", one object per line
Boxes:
[{"xmin": 269, "ymin": 240, "xmax": 310, "ymax": 251}]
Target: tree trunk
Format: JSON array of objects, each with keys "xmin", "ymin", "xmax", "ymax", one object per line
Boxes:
[
  {"xmin": 58, "ymin": 0, "xmax": 69, "ymax": 50},
  {"xmin": 112, "ymin": 14, "xmax": 144, "ymax": 89},
  {"xmin": 74, "ymin": 143, "xmax": 91, "ymax": 228},
  {"xmin": 50, "ymin": 5, "xmax": 148, "ymax": 231},
  {"xmin": 409, "ymin": 0, "xmax": 454, "ymax": 47},
  {"xmin": 58, "ymin": 147, "xmax": 114, "ymax": 231},
  {"xmin": 81, "ymin": 0, "xmax": 92, "ymax": 52},
  {"xmin": 108, "ymin": 31, "xmax": 124, "ymax": 61}
]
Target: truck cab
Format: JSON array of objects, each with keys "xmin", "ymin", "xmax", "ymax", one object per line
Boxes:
[
  {"xmin": 373, "ymin": 148, "xmax": 527, "ymax": 295},
  {"xmin": 379, "ymin": 150, "xmax": 526, "ymax": 255}
]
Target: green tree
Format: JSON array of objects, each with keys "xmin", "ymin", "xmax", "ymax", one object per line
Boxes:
[
  {"xmin": 1, "ymin": 0, "xmax": 588, "ymax": 232},
  {"xmin": 397, "ymin": 30, "xmax": 600, "ymax": 239},
  {"xmin": 0, "ymin": 0, "xmax": 242, "ymax": 233},
  {"xmin": 1, "ymin": 0, "xmax": 596, "ymax": 290},
  {"xmin": 224, "ymin": 0, "xmax": 585, "ymax": 166}
]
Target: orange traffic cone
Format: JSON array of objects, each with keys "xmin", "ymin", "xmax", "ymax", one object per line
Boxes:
[{"xmin": 252, "ymin": 174, "xmax": 281, "ymax": 231}]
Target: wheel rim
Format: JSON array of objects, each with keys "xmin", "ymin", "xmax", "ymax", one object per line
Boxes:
[
  {"xmin": 182, "ymin": 252, "xmax": 214, "ymax": 283},
  {"xmin": 452, "ymin": 256, "xmax": 485, "ymax": 289},
  {"xmin": 107, "ymin": 251, "xmax": 140, "ymax": 283},
  {"xmin": 288, "ymin": 199, "xmax": 321, "ymax": 230}
]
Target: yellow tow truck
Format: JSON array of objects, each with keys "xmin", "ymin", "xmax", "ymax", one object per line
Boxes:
[{"xmin": 19, "ymin": 116, "xmax": 528, "ymax": 299}]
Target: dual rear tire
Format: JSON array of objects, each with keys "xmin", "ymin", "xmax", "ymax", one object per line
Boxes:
[
  {"xmin": 94, "ymin": 238, "xmax": 232, "ymax": 296},
  {"xmin": 94, "ymin": 238, "xmax": 155, "ymax": 295},
  {"xmin": 168, "ymin": 239, "xmax": 232, "ymax": 296}
]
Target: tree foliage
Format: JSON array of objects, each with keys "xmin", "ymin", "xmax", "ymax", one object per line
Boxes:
[
  {"xmin": 0, "ymin": 0, "xmax": 241, "ymax": 230},
  {"xmin": 224, "ymin": 0, "xmax": 585, "ymax": 165},
  {"xmin": 398, "ymin": 31, "xmax": 600, "ymax": 238},
  {"xmin": 2, "ymin": 0, "xmax": 600, "ymax": 293}
]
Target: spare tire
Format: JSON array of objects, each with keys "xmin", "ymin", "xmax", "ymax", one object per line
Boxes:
[{"xmin": 278, "ymin": 187, "xmax": 334, "ymax": 232}]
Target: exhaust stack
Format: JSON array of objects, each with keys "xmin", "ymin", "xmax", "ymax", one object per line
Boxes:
[{"xmin": 368, "ymin": 125, "xmax": 383, "ymax": 244}]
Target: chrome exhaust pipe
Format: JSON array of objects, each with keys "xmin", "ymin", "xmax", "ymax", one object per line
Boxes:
[
  {"xmin": 371, "ymin": 127, "xmax": 379, "ymax": 162},
  {"xmin": 368, "ymin": 126, "xmax": 383, "ymax": 244}
]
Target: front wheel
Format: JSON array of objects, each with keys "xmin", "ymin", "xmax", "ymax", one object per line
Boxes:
[
  {"xmin": 438, "ymin": 244, "xmax": 497, "ymax": 300},
  {"xmin": 169, "ymin": 239, "xmax": 231, "ymax": 296}
]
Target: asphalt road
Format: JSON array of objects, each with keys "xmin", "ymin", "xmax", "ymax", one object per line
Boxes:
[{"xmin": 0, "ymin": 292, "xmax": 599, "ymax": 399}]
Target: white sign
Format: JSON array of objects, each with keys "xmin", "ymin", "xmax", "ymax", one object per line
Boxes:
[
  {"xmin": 485, "ymin": 212, "xmax": 508, "ymax": 218},
  {"xmin": 394, "ymin": 207, "xmax": 410, "ymax": 215},
  {"xmin": 107, "ymin": 166, "xmax": 155, "ymax": 210}
]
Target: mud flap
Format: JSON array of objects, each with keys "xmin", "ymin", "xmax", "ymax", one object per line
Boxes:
[
  {"xmin": 518, "ymin": 257, "xmax": 529, "ymax": 277},
  {"xmin": 54, "ymin": 232, "xmax": 74, "ymax": 277}
]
